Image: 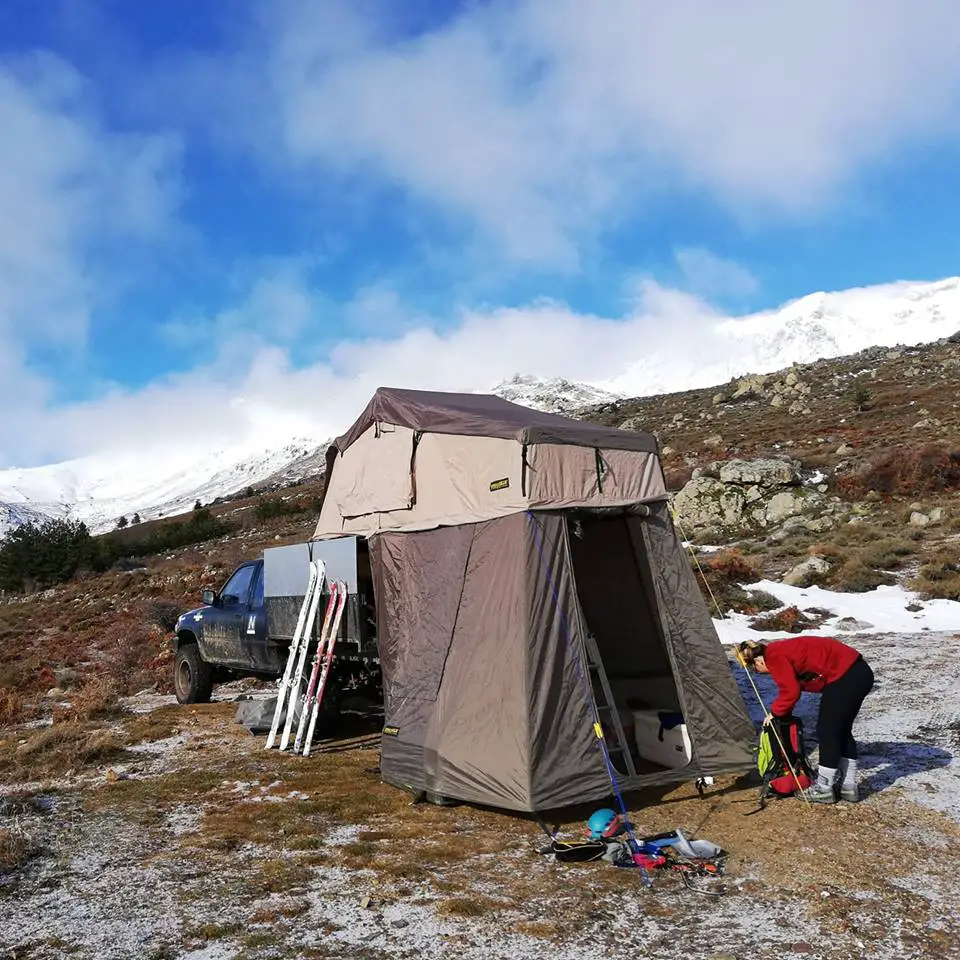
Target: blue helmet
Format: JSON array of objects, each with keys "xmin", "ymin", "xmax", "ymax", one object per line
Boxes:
[{"xmin": 587, "ymin": 807, "xmax": 622, "ymax": 839}]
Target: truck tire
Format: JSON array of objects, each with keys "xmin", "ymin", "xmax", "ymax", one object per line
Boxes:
[{"xmin": 174, "ymin": 643, "xmax": 214, "ymax": 704}]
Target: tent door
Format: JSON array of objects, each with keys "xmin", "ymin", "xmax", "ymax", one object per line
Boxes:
[{"xmin": 565, "ymin": 510, "xmax": 689, "ymax": 776}]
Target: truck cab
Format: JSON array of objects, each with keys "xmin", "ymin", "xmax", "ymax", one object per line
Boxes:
[{"xmin": 171, "ymin": 538, "xmax": 380, "ymax": 708}]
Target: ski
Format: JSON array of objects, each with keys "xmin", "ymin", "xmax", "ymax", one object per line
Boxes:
[
  {"xmin": 291, "ymin": 581, "xmax": 343, "ymax": 754},
  {"xmin": 265, "ymin": 558, "xmax": 324, "ymax": 750},
  {"xmin": 302, "ymin": 579, "xmax": 349, "ymax": 757},
  {"xmin": 278, "ymin": 561, "xmax": 328, "ymax": 751}
]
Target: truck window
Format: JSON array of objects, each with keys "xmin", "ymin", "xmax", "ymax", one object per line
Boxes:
[
  {"xmin": 221, "ymin": 564, "xmax": 256, "ymax": 605},
  {"xmin": 249, "ymin": 564, "xmax": 264, "ymax": 610}
]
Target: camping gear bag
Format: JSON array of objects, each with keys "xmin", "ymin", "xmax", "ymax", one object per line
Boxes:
[{"xmin": 757, "ymin": 715, "xmax": 813, "ymax": 805}]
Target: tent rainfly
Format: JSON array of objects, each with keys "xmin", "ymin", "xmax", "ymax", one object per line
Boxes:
[{"xmin": 312, "ymin": 387, "xmax": 755, "ymax": 812}]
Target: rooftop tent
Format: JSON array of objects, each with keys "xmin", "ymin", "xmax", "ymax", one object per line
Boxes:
[{"xmin": 312, "ymin": 387, "xmax": 755, "ymax": 812}]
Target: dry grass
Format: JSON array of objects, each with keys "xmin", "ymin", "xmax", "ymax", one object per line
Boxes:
[
  {"xmin": 909, "ymin": 552, "xmax": 960, "ymax": 601},
  {"xmin": 437, "ymin": 895, "xmax": 509, "ymax": 918},
  {"xmin": 0, "ymin": 824, "xmax": 40, "ymax": 875},
  {"xmin": 0, "ymin": 688, "xmax": 23, "ymax": 726},
  {"xmin": 247, "ymin": 899, "xmax": 310, "ymax": 924},
  {"xmin": 52, "ymin": 675, "xmax": 126, "ymax": 724},
  {"xmin": 0, "ymin": 722, "xmax": 129, "ymax": 784}
]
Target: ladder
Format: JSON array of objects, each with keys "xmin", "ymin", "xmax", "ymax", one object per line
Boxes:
[{"xmin": 583, "ymin": 632, "xmax": 637, "ymax": 777}]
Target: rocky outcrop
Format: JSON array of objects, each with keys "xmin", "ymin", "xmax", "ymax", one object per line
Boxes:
[
  {"xmin": 672, "ymin": 457, "xmax": 848, "ymax": 539},
  {"xmin": 712, "ymin": 369, "xmax": 813, "ymax": 416}
]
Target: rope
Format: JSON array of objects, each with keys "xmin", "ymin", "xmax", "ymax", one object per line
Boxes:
[
  {"xmin": 670, "ymin": 507, "xmax": 811, "ymax": 806},
  {"xmin": 526, "ymin": 511, "xmax": 653, "ymax": 888}
]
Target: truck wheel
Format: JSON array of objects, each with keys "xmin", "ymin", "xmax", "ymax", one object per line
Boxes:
[{"xmin": 174, "ymin": 644, "xmax": 214, "ymax": 704}]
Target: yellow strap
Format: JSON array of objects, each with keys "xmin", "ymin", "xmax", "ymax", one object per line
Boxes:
[{"xmin": 593, "ymin": 722, "xmax": 604, "ymax": 739}]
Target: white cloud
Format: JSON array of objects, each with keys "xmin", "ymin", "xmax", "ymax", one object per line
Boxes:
[
  {"xmin": 190, "ymin": 0, "xmax": 960, "ymax": 265},
  {"xmin": 10, "ymin": 273, "xmax": 722, "ymax": 462},
  {"xmin": 0, "ymin": 51, "xmax": 182, "ymax": 464},
  {"xmin": 17, "ymin": 269, "xmax": 959, "ymax": 472},
  {"xmin": 675, "ymin": 248, "xmax": 760, "ymax": 300}
]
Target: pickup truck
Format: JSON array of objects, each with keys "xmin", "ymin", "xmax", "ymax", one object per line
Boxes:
[{"xmin": 170, "ymin": 539, "xmax": 381, "ymax": 722}]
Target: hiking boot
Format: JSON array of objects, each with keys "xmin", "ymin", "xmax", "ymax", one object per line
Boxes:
[
  {"xmin": 838, "ymin": 782, "xmax": 859, "ymax": 803},
  {"xmin": 806, "ymin": 780, "xmax": 838, "ymax": 804}
]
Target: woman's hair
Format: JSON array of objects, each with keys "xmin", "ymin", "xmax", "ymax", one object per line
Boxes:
[{"xmin": 736, "ymin": 640, "xmax": 766, "ymax": 668}]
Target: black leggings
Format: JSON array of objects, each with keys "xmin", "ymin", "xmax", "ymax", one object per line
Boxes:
[{"xmin": 817, "ymin": 657, "xmax": 874, "ymax": 768}]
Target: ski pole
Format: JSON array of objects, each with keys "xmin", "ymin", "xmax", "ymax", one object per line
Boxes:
[{"xmin": 734, "ymin": 647, "xmax": 811, "ymax": 806}]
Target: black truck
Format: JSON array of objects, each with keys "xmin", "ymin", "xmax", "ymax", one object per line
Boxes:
[{"xmin": 170, "ymin": 538, "xmax": 381, "ymax": 715}]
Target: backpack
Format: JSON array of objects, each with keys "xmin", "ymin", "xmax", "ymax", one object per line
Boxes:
[{"xmin": 756, "ymin": 715, "xmax": 814, "ymax": 808}]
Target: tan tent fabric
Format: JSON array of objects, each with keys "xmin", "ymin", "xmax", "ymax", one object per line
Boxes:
[
  {"xmin": 312, "ymin": 387, "xmax": 754, "ymax": 813},
  {"xmin": 334, "ymin": 423, "xmax": 416, "ymax": 518},
  {"xmin": 312, "ymin": 389, "xmax": 665, "ymax": 539}
]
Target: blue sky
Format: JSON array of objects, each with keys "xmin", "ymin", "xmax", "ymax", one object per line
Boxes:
[{"xmin": 2, "ymin": 0, "xmax": 960, "ymax": 466}]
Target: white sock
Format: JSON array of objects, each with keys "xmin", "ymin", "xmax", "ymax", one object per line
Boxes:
[
  {"xmin": 817, "ymin": 765, "xmax": 838, "ymax": 787},
  {"xmin": 838, "ymin": 757, "xmax": 857, "ymax": 786}
]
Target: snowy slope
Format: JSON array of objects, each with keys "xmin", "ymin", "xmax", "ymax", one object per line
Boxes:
[
  {"xmin": 0, "ymin": 436, "xmax": 324, "ymax": 537},
  {"xmin": 603, "ymin": 276, "xmax": 960, "ymax": 395},
  {"xmin": 491, "ymin": 374, "xmax": 622, "ymax": 413},
  {"xmin": 1, "ymin": 276, "xmax": 958, "ymax": 538}
]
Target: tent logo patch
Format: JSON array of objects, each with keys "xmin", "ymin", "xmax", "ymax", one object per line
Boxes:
[
  {"xmin": 383, "ymin": 725, "xmax": 400, "ymax": 737},
  {"xmin": 489, "ymin": 477, "xmax": 510, "ymax": 492}
]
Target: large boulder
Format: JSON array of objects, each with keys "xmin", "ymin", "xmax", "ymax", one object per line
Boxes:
[
  {"xmin": 717, "ymin": 458, "xmax": 800, "ymax": 487},
  {"xmin": 783, "ymin": 555, "xmax": 831, "ymax": 587},
  {"xmin": 671, "ymin": 478, "xmax": 747, "ymax": 533},
  {"xmin": 673, "ymin": 456, "xmax": 845, "ymax": 539}
]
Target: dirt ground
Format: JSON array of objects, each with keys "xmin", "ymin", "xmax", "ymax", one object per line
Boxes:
[{"xmin": 2, "ymin": 631, "xmax": 960, "ymax": 960}]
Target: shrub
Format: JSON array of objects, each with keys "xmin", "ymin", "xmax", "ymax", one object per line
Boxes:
[
  {"xmin": 0, "ymin": 687, "xmax": 23, "ymax": 726},
  {"xmin": 829, "ymin": 559, "xmax": 896, "ymax": 593},
  {"xmin": 0, "ymin": 825, "xmax": 40, "ymax": 874},
  {"xmin": 908, "ymin": 554, "xmax": 960, "ymax": 601},
  {"xmin": 750, "ymin": 606, "xmax": 810, "ymax": 633},
  {"xmin": 691, "ymin": 549, "xmax": 762, "ymax": 615},
  {"xmin": 147, "ymin": 600, "xmax": 182, "ymax": 633},
  {"xmin": 53, "ymin": 676, "xmax": 125, "ymax": 724},
  {"xmin": 842, "ymin": 444, "xmax": 960, "ymax": 499},
  {"xmin": 858, "ymin": 537, "xmax": 917, "ymax": 571},
  {"xmin": 253, "ymin": 496, "xmax": 317, "ymax": 522},
  {"xmin": 848, "ymin": 381, "xmax": 873, "ymax": 412}
]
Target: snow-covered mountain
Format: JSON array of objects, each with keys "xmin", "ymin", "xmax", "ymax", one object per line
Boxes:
[
  {"xmin": 0, "ymin": 437, "xmax": 325, "ymax": 538},
  {"xmin": 602, "ymin": 276, "xmax": 960, "ymax": 396},
  {"xmin": 2, "ymin": 276, "xmax": 958, "ymax": 538},
  {"xmin": 492, "ymin": 374, "xmax": 622, "ymax": 413}
]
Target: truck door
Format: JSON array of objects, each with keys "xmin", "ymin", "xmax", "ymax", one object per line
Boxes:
[
  {"xmin": 201, "ymin": 561, "xmax": 258, "ymax": 669},
  {"xmin": 244, "ymin": 562, "xmax": 276, "ymax": 673}
]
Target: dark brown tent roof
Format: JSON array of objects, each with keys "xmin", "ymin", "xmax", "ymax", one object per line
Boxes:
[{"xmin": 330, "ymin": 386, "xmax": 658, "ymax": 454}]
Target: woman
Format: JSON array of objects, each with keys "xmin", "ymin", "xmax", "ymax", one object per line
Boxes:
[{"xmin": 737, "ymin": 635, "xmax": 874, "ymax": 803}]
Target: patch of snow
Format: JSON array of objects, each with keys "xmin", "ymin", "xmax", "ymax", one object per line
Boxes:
[{"xmin": 713, "ymin": 581, "xmax": 960, "ymax": 644}]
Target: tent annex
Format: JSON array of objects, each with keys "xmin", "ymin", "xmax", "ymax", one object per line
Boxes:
[{"xmin": 312, "ymin": 387, "xmax": 755, "ymax": 812}]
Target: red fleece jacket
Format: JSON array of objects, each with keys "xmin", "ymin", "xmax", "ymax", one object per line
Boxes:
[{"xmin": 763, "ymin": 635, "xmax": 861, "ymax": 716}]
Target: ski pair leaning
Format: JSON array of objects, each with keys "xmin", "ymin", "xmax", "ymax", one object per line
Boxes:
[{"xmin": 264, "ymin": 558, "xmax": 347, "ymax": 755}]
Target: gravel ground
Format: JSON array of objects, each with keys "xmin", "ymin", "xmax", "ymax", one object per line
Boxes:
[{"xmin": 2, "ymin": 632, "xmax": 960, "ymax": 960}]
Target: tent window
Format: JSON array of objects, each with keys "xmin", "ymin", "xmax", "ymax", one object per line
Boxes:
[{"xmin": 336, "ymin": 423, "xmax": 416, "ymax": 519}]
